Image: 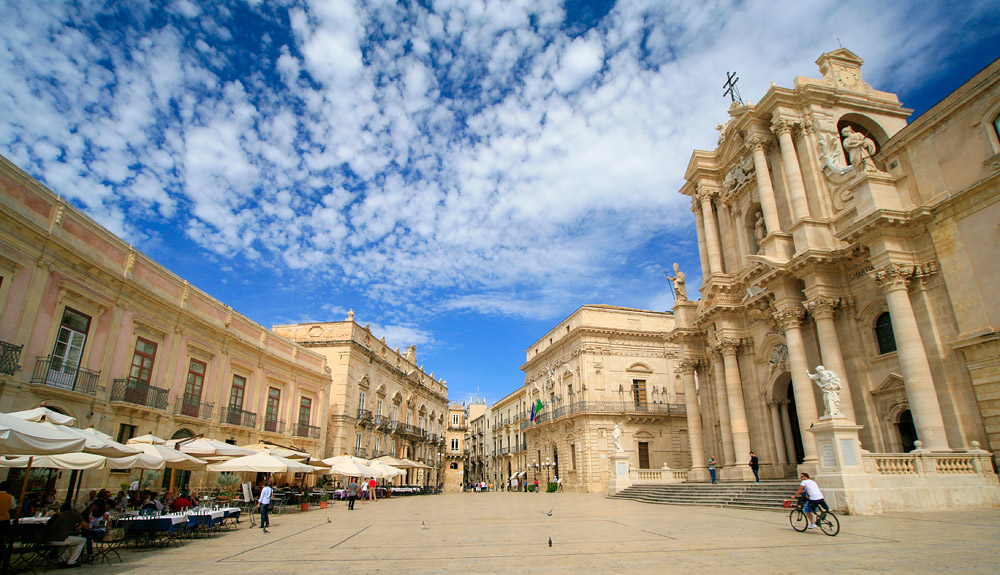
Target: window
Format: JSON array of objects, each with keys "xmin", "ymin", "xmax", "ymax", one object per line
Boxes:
[
  {"xmin": 390, "ymin": 439, "xmax": 396, "ymax": 456},
  {"xmin": 374, "ymin": 435, "xmax": 381, "ymax": 455},
  {"xmin": 179, "ymin": 359, "xmax": 207, "ymax": 417},
  {"xmin": 129, "ymin": 338, "xmax": 157, "ymax": 384},
  {"xmin": 298, "ymin": 397, "xmax": 312, "ymax": 425},
  {"xmin": 450, "ymin": 462, "xmax": 458, "ymax": 469},
  {"xmin": 376, "ymin": 398, "xmax": 383, "ymax": 417},
  {"xmin": 390, "ymin": 404, "xmax": 398, "ymax": 423},
  {"xmin": 632, "ymin": 380, "xmax": 647, "ymax": 408},
  {"xmin": 570, "ymin": 443, "xmax": 577, "ymax": 471},
  {"xmin": 358, "ymin": 390, "xmax": 366, "ymax": 412},
  {"xmin": 116, "ymin": 423, "xmax": 136, "ymax": 444},
  {"xmin": 994, "ymin": 113, "xmax": 1000, "ymax": 141},
  {"xmin": 228, "ymin": 375, "xmax": 246, "ymax": 410},
  {"xmin": 452, "ymin": 413, "xmax": 460, "ymax": 427},
  {"xmin": 355, "ymin": 432, "xmax": 363, "ymax": 451},
  {"xmin": 49, "ymin": 308, "xmax": 91, "ymax": 387},
  {"xmin": 264, "ymin": 387, "xmax": 281, "ymax": 431},
  {"xmin": 406, "ymin": 410, "xmax": 412, "ymax": 426},
  {"xmin": 451, "ymin": 438, "xmax": 459, "ymax": 451},
  {"xmin": 875, "ymin": 312, "xmax": 897, "ymax": 354}
]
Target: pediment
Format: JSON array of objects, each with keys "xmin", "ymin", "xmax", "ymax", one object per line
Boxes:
[{"xmin": 872, "ymin": 373, "xmax": 904, "ymax": 394}]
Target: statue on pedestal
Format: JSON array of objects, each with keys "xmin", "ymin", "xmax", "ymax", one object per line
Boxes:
[
  {"xmin": 754, "ymin": 211, "xmax": 766, "ymax": 253},
  {"xmin": 612, "ymin": 423, "xmax": 623, "ymax": 452},
  {"xmin": 806, "ymin": 365, "xmax": 842, "ymax": 417},
  {"xmin": 665, "ymin": 263, "xmax": 686, "ymax": 301},
  {"xmin": 841, "ymin": 126, "xmax": 877, "ymax": 172}
]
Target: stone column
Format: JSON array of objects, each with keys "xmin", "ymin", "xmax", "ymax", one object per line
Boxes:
[
  {"xmin": 679, "ymin": 359, "xmax": 707, "ymax": 473},
  {"xmin": 773, "ymin": 306, "xmax": 819, "ymax": 462},
  {"xmin": 779, "ymin": 400, "xmax": 797, "ymax": 463},
  {"xmin": 871, "ymin": 265, "xmax": 951, "ymax": 451},
  {"xmin": 698, "ymin": 186, "xmax": 724, "ymax": 275},
  {"xmin": 691, "ymin": 200, "xmax": 710, "ymax": 280},
  {"xmin": 719, "ymin": 339, "xmax": 751, "ymax": 465},
  {"xmin": 746, "ymin": 136, "xmax": 781, "ymax": 234},
  {"xmin": 804, "ymin": 296, "xmax": 856, "ymax": 422},
  {"xmin": 710, "ymin": 352, "xmax": 735, "ymax": 465},
  {"xmin": 769, "ymin": 401, "xmax": 788, "ymax": 465},
  {"xmin": 731, "ymin": 206, "xmax": 749, "ymax": 261},
  {"xmin": 771, "ymin": 119, "xmax": 811, "ymax": 221}
]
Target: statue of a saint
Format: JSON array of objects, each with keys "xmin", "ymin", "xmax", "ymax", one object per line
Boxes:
[
  {"xmin": 612, "ymin": 423, "xmax": 623, "ymax": 453},
  {"xmin": 754, "ymin": 211, "xmax": 766, "ymax": 252},
  {"xmin": 840, "ymin": 126, "xmax": 877, "ymax": 172},
  {"xmin": 806, "ymin": 365, "xmax": 843, "ymax": 417},
  {"xmin": 665, "ymin": 263, "xmax": 686, "ymax": 301}
]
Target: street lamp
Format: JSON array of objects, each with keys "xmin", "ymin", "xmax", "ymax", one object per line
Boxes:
[
  {"xmin": 532, "ymin": 460, "xmax": 538, "ymax": 489},
  {"xmin": 543, "ymin": 457, "xmax": 552, "ymax": 487}
]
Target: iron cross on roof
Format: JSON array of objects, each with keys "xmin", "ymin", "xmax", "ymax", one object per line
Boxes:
[{"xmin": 723, "ymin": 71, "xmax": 743, "ymax": 104}]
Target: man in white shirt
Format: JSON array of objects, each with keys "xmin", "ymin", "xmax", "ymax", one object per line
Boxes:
[
  {"xmin": 793, "ymin": 473, "xmax": 829, "ymax": 529},
  {"xmin": 257, "ymin": 479, "xmax": 273, "ymax": 533}
]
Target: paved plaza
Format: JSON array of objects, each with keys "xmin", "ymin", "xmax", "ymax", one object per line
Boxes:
[{"xmin": 80, "ymin": 492, "xmax": 1000, "ymax": 575}]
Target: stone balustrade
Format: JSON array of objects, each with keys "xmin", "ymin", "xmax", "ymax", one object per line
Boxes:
[
  {"xmin": 863, "ymin": 445, "xmax": 994, "ymax": 477},
  {"xmin": 628, "ymin": 464, "xmax": 687, "ymax": 484}
]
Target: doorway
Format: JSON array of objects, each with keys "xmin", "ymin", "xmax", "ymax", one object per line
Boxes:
[
  {"xmin": 897, "ymin": 410, "xmax": 917, "ymax": 452},
  {"xmin": 638, "ymin": 442, "xmax": 650, "ymax": 469}
]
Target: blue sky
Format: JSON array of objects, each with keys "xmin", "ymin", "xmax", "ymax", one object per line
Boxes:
[{"xmin": 2, "ymin": 0, "xmax": 999, "ymax": 405}]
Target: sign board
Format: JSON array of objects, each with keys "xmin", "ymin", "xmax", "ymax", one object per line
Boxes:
[{"xmin": 241, "ymin": 482, "xmax": 253, "ymax": 503}]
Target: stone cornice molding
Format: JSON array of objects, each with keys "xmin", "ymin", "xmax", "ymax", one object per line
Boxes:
[
  {"xmin": 870, "ymin": 264, "xmax": 915, "ymax": 292},
  {"xmin": 772, "ymin": 306, "xmax": 806, "ymax": 330}
]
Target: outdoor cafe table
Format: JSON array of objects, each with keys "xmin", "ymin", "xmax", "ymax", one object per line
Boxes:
[
  {"xmin": 115, "ymin": 513, "xmax": 188, "ymax": 547},
  {"xmin": 15, "ymin": 516, "xmax": 50, "ymax": 525}
]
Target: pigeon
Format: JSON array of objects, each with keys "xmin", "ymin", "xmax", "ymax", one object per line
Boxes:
[
  {"xmin": 421, "ymin": 521, "xmax": 428, "ymax": 529},
  {"xmin": 545, "ymin": 508, "xmax": 553, "ymax": 516},
  {"xmin": 327, "ymin": 518, "xmax": 332, "ymax": 523},
  {"xmin": 548, "ymin": 537, "xmax": 552, "ymax": 547}
]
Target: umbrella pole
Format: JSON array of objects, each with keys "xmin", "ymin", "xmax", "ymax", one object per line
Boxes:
[
  {"xmin": 64, "ymin": 469, "xmax": 79, "ymax": 506},
  {"xmin": 138, "ymin": 469, "xmax": 145, "ymax": 492},
  {"xmin": 168, "ymin": 468, "xmax": 175, "ymax": 495},
  {"xmin": 73, "ymin": 470, "xmax": 85, "ymax": 505},
  {"xmin": 14, "ymin": 457, "xmax": 34, "ymax": 520}
]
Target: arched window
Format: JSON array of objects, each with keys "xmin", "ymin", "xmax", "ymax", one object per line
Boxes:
[
  {"xmin": 994, "ymin": 113, "xmax": 1000, "ymax": 141},
  {"xmin": 875, "ymin": 312, "xmax": 897, "ymax": 354}
]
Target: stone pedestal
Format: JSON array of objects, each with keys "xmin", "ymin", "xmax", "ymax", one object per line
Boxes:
[
  {"xmin": 808, "ymin": 417, "xmax": 865, "ymax": 475},
  {"xmin": 608, "ymin": 452, "xmax": 632, "ymax": 496}
]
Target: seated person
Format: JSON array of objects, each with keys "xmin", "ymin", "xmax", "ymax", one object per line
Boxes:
[
  {"xmin": 170, "ymin": 493, "xmax": 193, "ymax": 512},
  {"xmin": 43, "ymin": 503, "xmax": 88, "ymax": 567},
  {"xmin": 139, "ymin": 492, "xmax": 161, "ymax": 514},
  {"xmin": 20, "ymin": 492, "xmax": 39, "ymax": 517}
]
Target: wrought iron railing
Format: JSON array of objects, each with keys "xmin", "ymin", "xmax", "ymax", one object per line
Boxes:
[
  {"xmin": 0, "ymin": 340, "xmax": 22, "ymax": 375},
  {"xmin": 293, "ymin": 422, "xmax": 321, "ymax": 439},
  {"xmin": 521, "ymin": 401, "xmax": 686, "ymax": 428},
  {"xmin": 222, "ymin": 406, "xmax": 257, "ymax": 428},
  {"xmin": 174, "ymin": 396, "xmax": 214, "ymax": 420},
  {"xmin": 373, "ymin": 415, "xmax": 390, "ymax": 428},
  {"xmin": 354, "ymin": 447, "xmax": 368, "ymax": 458},
  {"xmin": 30, "ymin": 356, "xmax": 100, "ymax": 395},
  {"xmin": 262, "ymin": 418, "xmax": 285, "ymax": 434},
  {"xmin": 110, "ymin": 378, "xmax": 168, "ymax": 409},
  {"xmin": 357, "ymin": 408, "xmax": 372, "ymax": 423}
]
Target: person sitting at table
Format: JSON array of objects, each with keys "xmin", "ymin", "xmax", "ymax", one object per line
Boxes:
[
  {"xmin": 140, "ymin": 492, "xmax": 161, "ymax": 515},
  {"xmin": 20, "ymin": 492, "xmax": 40, "ymax": 517},
  {"xmin": 170, "ymin": 493, "xmax": 193, "ymax": 512},
  {"xmin": 160, "ymin": 493, "xmax": 173, "ymax": 511},
  {"xmin": 43, "ymin": 503, "xmax": 88, "ymax": 568}
]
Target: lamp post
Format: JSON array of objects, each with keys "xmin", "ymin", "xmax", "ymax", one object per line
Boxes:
[
  {"xmin": 544, "ymin": 457, "xmax": 552, "ymax": 487},
  {"xmin": 532, "ymin": 460, "xmax": 538, "ymax": 491}
]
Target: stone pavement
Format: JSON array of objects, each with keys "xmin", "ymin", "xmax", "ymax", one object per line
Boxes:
[{"xmin": 89, "ymin": 492, "xmax": 1000, "ymax": 575}]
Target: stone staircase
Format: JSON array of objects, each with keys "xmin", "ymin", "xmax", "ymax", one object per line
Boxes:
[{"xmin": 609, "ymin": 480, "xmax": 801, "ymax": 512}]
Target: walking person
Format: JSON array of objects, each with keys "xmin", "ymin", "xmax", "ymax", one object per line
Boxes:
[
  {"xmin": 258, "ymin": 478, "xmax": 273, "ymax": 533},
  {"xmin": 708, "ymin": 456, "xmax": 717, "ymax": 484},
  {"xmin": 361, "ymin": 479, "xmax": 368, "ymax": 502},
  {"xmin": 368, "ymin": 478, "xmax": 377, "ymax": 501},
  {"xmin": 749, "ymin": 451, "xmax": 760, "ymax": 483},
  {"xmin": 347, "ymin": 478, "xmax": 359, "ymax": 510}
]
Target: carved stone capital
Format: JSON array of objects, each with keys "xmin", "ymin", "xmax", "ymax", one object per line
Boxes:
[
  {"xmin": 771, "ymin": 119, "xmax": 796, "ymax": 137},
  {"xmin": 696, "ymin": 184, "xmax": 720, "ymax": 203},
  {"xmin": 677, "ymin": 358, "xmax": 699, "ymax": 375},
  {"xmin": 745, "ymin": 135, "xmax": 771, "ymax": 153},
  {"xmin": 716, "ymin": 337, "xmax": 744, "ymax": 356},
  {"xmin": 772, "ymin": 306, "xmax": 806, "ymax": 330},
  {"xmin": 690, "ymin": 197, "xmax": 702, "ymax": 214},
  {"xmin": 870, "ymin": 264, "xmax": 915, "ymax": 293},
  {"xmin": 803, "ymin": 296, "xmax": 842, "ymax": 319}
]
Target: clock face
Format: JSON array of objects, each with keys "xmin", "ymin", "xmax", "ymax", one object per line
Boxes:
[{"xmin": 837, "ymin": 67, "xmax": 861, "ymax": 90}]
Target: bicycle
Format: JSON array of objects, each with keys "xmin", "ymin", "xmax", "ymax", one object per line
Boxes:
[{"xmin": 787, "ymin": 495, "xmax": 840, "ymax": 536}]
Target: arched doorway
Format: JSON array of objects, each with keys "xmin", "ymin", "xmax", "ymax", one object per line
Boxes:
[
  {"xmin": 897, "ymin": 410, "xmax": 917, "ymax": 452},
  {"xmin": 781, "ymin": 377, "xmax": 805, "ymax": 464}
]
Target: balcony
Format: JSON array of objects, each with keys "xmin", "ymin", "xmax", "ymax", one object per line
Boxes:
[
  {"xmin": 354, "ymin": 447, "xmax": 368, "ymax": 458},
  {"xmin": 520, "ymin": 400, "xmax": 685, "ymax": 429},
  {"xmin": 1, "ymin": 340, "xmax": 23, "ymax": 375},
  {"xmin": 174, "ymin": 396, "xmax": 213, "ymax": 420},
  {"xmin": 262, "ymin": 418, "xmax": 285, "ymax": 434},
  {"xmin": 222, "ymin": 406, "xmax": 257, "ymax": 429},
  {"xmin": 357, "ymin": 408, "xmax": 372, "ymax": 424},
  {"xmin": 30, "ymin": 356, "xmax": 100, "ymax": 395},
  {"xmin": 373, "ymin": 414, "xmax": 390, "ymax": 429},
  {"xmin": 293, "ymin": 422, "xmax": 321, "ymax": 439},
  {"xmin": 110, "ymin": 378, "xmax": 168, "ymax": 410}
]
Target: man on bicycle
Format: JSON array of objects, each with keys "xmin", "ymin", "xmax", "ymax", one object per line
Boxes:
[{"xmin": 793, "ymin": 473, "xmax": 829, "ymax": 529}]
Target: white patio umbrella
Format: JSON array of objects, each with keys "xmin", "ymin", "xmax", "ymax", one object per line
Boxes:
[
  {"xmin": 166, "ymin": 437, "xmax": 256, "ymax": 458},
  {"xmin": 372, "ymin": 455, "xmax": 409, "ymax": 467},
  {"xmin": 127, "ymin": 433, "xmax": 167, "ymax": 445},
  {"xmin": 366, "ymin": 461, "xmax": 405, "ymax": 478},
  {"xmin": 0, "ymin": 452, "xmax": 164, "ymax": 471},
  {"xmin": 326, "ymin": 459, "xmax": 376, "ymax": 478},
  {"xmin": 240, "ymin": 442, "xmax": 311, "ymax": 459},
  {"xmin": 0, "ymin": 412, "xmax": 87, "ymax": 455},
  {"xmin": 206, "ymin": 452, "xmax": 318, "ymax": 474},
  {"xmin": 0, "ymin": 412, "xmax": 88, "ymax": 519},
  {"xmin": 127, "ymin": 439, "xmax": 208, "ymax": 493},
  {"xmin": 5, "ymin": 407, "xmax": 78, "ymax": 426}
]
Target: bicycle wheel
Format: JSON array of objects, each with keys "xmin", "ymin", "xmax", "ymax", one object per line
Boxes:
[
  {"xmin": 817, "ymin": 511, "xmax": 840, "ymax": 536},
  {"xmin": 789, "ymin": 509, "xmax": 808, "ymax": 532}
]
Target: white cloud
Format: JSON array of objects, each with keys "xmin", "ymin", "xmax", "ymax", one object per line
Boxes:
[{"xmin": 553, "ymin": 36, "xmax": 605, "ymax": 93}]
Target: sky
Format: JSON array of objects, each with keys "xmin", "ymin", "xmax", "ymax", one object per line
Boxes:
[{"xmin": 2, "ymin": 0, "xmax": 999, "ymax": 405}]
